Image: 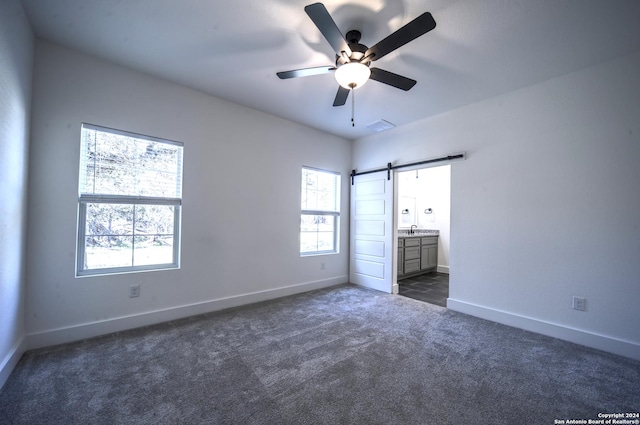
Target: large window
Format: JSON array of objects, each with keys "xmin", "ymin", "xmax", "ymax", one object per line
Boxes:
[
  {"xmin": 76, "ymin": 124, "xmax": 184, "ymax": 276},
  {"xmin": 300, "ymin": 167, "xmax": 340, "ymax": 255}
]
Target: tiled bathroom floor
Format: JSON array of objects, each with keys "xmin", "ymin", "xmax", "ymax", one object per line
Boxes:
[{"xmin": 398, "ymin": 272, "xmax": 449, "ymax": 307}]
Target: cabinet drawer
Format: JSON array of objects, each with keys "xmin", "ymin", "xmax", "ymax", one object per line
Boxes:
[
  {"xmin": 404, "ymin": 259, "xmax": 421, "ymax": 274},
  {"xmin": 421, "ymin": 236, "xmax": 437, "ymax": 245},
  {"xmin": 404, "ymin": 238, "xmax": 420, "ymax": 247},
  {"xmin": 404, "ymin": 246, "xmax": 420, "ymax": 260}
]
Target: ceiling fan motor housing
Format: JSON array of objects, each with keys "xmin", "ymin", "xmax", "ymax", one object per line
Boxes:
[{"xmin": 336, "ymin": 30, "xmax": 371, "ymax": 66}]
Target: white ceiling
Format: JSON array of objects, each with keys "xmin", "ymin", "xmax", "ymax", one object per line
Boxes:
[{"xmin": 20, "ymin": 0, "xmax": 640, "ymax": 140}]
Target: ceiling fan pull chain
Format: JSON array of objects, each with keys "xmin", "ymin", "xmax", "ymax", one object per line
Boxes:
[{"xmin": 351, "ymin": 87, "xmax": 355, "ymax": 127}]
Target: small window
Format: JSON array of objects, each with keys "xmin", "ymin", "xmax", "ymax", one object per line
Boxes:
[
  {"xmin": 300, "ymin": 167, "xmax": 340, "ymax": 255},
  {"xmin": 76, "ymin": 124, "xmax": 184, "ymax": 276}
]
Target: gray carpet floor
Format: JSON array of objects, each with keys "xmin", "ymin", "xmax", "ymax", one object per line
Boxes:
[{"xmin": 1, "ymin": 284, "xmax": 638, "ymax": 424}]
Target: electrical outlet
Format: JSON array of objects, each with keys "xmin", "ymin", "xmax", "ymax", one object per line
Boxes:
[
  {"xmin": 320, "ymin": 262, "xmax": 326, "ymax": 270},
  {"xmin": 129, "ymin": 284, "xmax": 140, "ymax": 298},
  {"xmin": 572, "ymin": 296, "xmax": 585, "ymax": 311}
]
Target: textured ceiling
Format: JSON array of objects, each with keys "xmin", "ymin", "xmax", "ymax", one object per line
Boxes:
[{"xmin": 20, "ymin": 0, "xmax": 640, "ymax": 140}]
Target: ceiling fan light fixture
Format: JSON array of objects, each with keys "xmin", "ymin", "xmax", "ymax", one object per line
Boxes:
[{"xmin": 335, "ymin": 62, "xmax": 371, "ymax": 89}]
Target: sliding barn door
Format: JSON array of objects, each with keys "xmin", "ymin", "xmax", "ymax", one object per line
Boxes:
[{"xmin": 350, "ymin": 171, "xmax": 394, "ymax": 293}]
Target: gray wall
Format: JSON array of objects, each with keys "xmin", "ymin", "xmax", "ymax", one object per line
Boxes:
[
  {"xmin": 25, "ymin": 41, "xmax": 351, "ymax": 348},
  {"xmin": 0, "ymin": 0, "xmax": 34, "ymax": 388},
  {"xmin": 353, "ymin": 50, "xmax": 640, "ymax": 359}
]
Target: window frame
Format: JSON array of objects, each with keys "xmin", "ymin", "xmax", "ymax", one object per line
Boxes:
[
  {"xmin": 300, "ymin": 166, "xmax": 341, "ymax": 256},
  {"xmin": 76, "ymin": 123, "xmax": 183, "ymax": 277}
]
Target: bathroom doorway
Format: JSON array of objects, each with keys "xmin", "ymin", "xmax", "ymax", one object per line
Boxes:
[{"xmin": 395, "ymin": 164, "xmax": 451, "ymax": 307}]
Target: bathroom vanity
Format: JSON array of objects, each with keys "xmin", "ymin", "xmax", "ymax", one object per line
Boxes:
[{"xmin": 397, "ymin": 230, "xmax": 438, "ymax": 279}]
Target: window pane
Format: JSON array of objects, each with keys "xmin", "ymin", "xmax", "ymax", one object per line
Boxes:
[
  {"xmin": 316, "ymin": 215, "xmax": 334, "ymax": 232},
  {"xmin": 134, "ymin": 205, "xmax": 175, "ymax": 235},
  {"xmin": 84, "ymin": 236, "xmax": 133, "ymax": 269},
  {"xmin": 133, "ymin": 236, "xmax": 174, "ymax": 266},
  {"xmin": 82, "ymin": 202, "xmax": 176, "ymax": 271},
  {"xmin": 301, "ymin": 168, "xmax": 339, "ymax": 212},
  {"xmin": 316, "ymin": 172, "xmax": 337, "ymax": 210},
  {"xmin": 300, "ymin": 214, "xmax": 318, "ymax": 232},
  {"xmin": 80, "ymin": 125, "xmax": 183, "ymax": 198},
  {"xmin": 300, "ymin": 214, "xmax": 336, "ymax": 253},
  {"xmin": 85, "ymin": 203, "xmax": 133, "ymax": 238},
  {"xmin": 317, "ymin": 231, "xmax": 334, "ymax": 252},
  {"xmin": 300, "ymin": 232, "xmax": 318, "ymax": 254}
]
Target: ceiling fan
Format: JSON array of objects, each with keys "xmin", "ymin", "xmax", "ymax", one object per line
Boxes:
[{"xmin": 277, "ymin": 2, "xmax": 437, "ymax": 110}]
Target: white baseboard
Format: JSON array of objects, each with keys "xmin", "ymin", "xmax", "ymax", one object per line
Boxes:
[
  {"xmin": 0, "ymin": 336, "xmax": 26, "ymax": 390},
  {"xmin": 27, "ymin": 276, "xmax": 347, "ymax": 351},
  {"xmin": 436, "ymin": 265, "xmax": 449, "ymax": 274},
  {"xmin": 447, "ymin": 298, "xmax": 640, "ymax": 361}
]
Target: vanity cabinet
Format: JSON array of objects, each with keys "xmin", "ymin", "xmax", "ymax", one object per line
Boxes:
[{"xmin": 398, "ymin": 236, "xmax": 438, "ymax": 278}]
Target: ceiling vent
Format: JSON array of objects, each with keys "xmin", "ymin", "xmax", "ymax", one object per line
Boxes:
[{"xmin": 366, "ymin": 119, "xmax": 396, "ymax": 133}]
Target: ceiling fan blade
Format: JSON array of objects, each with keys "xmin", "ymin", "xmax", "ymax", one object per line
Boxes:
[
  {"xmin": 370, "ymin": 68, "xmax": 417, "ymax": 91},
  {"xmin": 365, "ymin": 12, "xmax": 436, "ymax": 62},
  {"xmin": 277, "ymin": 66, "xmax": 335, "ymax": 79},
  {"xmin": 305, "ymin": 3, "xmax": 352, "ymax": 57},
  {"xmin": 333, "ymin": 86, "xmax": 350, "ymax": 106}
]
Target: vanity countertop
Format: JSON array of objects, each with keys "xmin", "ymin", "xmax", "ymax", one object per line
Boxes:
[{"xmin": 398, "ymin": 229, "xmax": 439, "ymax": 238}]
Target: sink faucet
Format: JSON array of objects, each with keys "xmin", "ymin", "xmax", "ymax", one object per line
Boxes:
[{"xmin": 410, "ymin": 224, "xmax": 417, "ymax": 235}]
